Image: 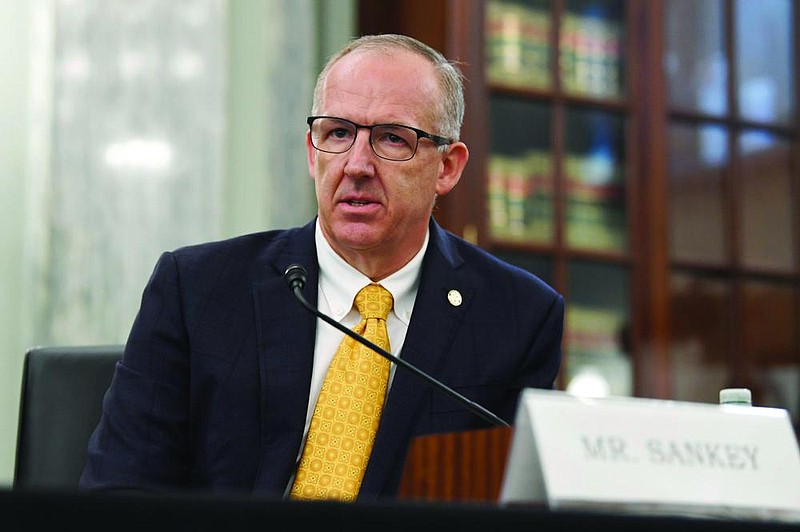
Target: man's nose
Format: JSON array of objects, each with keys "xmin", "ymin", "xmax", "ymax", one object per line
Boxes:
[
  {"xmin": 350, "ymin": 128, "xmax": 375, "ymax": 158},
  {"xmin": 343, "ymin": 128, "xmax": 377, "ymax": 175}
]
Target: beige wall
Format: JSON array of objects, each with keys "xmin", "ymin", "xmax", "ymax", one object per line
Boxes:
[{"xmin": 0, "ymin": 0, "xmax": 34, "ymax": 487}]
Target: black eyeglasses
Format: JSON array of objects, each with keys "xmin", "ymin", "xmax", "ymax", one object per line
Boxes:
[{"xmin": 306, "ymin": 116, "xmax": 452, "ymax": 162}]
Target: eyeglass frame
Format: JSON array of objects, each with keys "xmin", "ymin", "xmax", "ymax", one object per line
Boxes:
[{"xmin": 306, "ymin": 115, "xmax": 453, "ymax": 162}]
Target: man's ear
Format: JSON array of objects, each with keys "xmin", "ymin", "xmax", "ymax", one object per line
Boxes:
[
  {"xmin": 435, "ymin": 141, "xmax": 469, "ymax": 196},
  {"xmin": 306, "ymin": 131, "xmax": 317, "ymax": 180}
]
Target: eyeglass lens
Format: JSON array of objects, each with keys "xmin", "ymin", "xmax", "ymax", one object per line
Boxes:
[{"xmin": 310, "ymin": 117, "xmax": 419, "ymax": 161}]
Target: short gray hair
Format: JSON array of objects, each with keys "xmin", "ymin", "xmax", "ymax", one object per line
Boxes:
[{"xmin": 311, "ymin": 34, "xmax": 465, "ymax": 142}]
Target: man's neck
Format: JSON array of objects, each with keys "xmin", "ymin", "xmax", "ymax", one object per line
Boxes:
[
  {"xmin": 316, "ymin": 220, "xmax": 430, "ymax": 282},
  {"xmin": 343, "ymin": 254, "xmax": 414, "ymax": 283}
]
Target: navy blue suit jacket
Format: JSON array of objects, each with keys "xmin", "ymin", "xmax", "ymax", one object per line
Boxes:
[{"xmin": 80, "ymin": 218, "xmax": 563, "ymax": 500}]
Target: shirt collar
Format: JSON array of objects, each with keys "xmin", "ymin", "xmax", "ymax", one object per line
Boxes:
[{"xmin": 315, "ymin": 219, "xmax": 427, "ymax": 325}]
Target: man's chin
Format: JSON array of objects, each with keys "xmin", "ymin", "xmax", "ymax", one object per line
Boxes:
[{"xmin": 329, "ymin": 224, "xmax": 385, "ymax": 252}]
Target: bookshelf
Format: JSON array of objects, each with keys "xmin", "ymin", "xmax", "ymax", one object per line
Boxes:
[{"xmin": 358, "ymin": 0, "xmax": 800, "ymax": 424}]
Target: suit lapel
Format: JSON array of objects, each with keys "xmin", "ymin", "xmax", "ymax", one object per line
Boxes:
[
  {"xmin": 251, "ymin": 222, "xmax": 320, "ymax": 494},
  {"xmin": 359, "ymin": 220, "xmax": 474, "ymax": 499}
]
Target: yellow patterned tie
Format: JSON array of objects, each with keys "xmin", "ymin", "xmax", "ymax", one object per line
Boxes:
[{"xmin": 290, "ymin": 283, "xmax": 393, "ymax": 502}]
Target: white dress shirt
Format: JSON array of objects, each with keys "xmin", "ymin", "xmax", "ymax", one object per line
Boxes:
[{"xmin": 300, "ymin": 219, "xmax": 428, "ymax": 440}]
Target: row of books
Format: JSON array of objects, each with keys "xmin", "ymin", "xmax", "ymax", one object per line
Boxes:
[
  {"xmin": 560, "ymin": 10, "xmax": 623, "ymax": 98},
  {"xmin": 485, "ymin": 0, "xmax": 623, "ymax": 98},
  {"xmin": 488, "ymin": 152, "xmax": 554, "ymax": 241},
  {"xmin": 486, "ymin": 151, "xmax": 627, "ymax": 250},
  {"xmin": 485, "ymin": 1, "xmax": 551, "ymax": 90},
  {"xmin": 563, "ymin": 150, "xmax": 627, "ymax": 250}
]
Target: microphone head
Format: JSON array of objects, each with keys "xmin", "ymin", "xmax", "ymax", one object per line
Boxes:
[{"xmin": 284, "ymin": 263, "xmax": 307, "ymax": 291}]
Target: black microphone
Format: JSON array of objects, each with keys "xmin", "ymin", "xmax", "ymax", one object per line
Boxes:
[{"xmin": 283, "ymin": 263, "xmax": 509, "ymax": 428}]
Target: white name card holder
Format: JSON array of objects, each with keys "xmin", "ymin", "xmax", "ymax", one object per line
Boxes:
[{"xmin": 500, "ymin": 389, "xmax": 800, "ymax": 523}]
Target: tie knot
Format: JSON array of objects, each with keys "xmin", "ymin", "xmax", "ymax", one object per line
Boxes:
[{"xmin": 355, "ymin": 283, "xmax": 393, "ymax": 321}]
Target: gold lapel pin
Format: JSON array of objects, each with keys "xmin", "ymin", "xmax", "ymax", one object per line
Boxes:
[{"xmin": 447, "ymin": 289, "xmax": 463, "ymax": 307}]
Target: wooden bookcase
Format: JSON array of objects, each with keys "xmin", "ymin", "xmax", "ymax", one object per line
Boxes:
[{"xmin": 358, "ymin": 0, "xmax": 800, "ymax": 426}]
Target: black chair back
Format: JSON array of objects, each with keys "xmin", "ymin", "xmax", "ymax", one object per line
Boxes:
[{"xmin": 14, "ymin": 345, "xmax": 123, "ymax": 490}]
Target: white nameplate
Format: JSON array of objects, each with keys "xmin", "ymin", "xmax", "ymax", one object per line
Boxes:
[{"xmin": 500, "ymin": 389, "xmax": 800, "ymax": 522}]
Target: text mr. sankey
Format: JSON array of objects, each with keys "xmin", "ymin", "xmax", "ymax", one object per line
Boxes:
[{"xmin": 581, "ymin": 435, "xmax": 759, "ymax": 470}]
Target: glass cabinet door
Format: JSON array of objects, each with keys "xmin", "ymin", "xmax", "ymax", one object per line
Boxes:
[
  {"xmin": 486, "ymin": 0, "xmax": 553, "ymax": 90},
  {"xmin": 667, "ymin": 123, "xmax": 728, "ymax": 265},
  {"xmin": 737, "ymin": 132, "xmax": 795, "ymax": 272},
  {"xmin": 665, "ymin": 0, "xmax": 798, "ymax": 421},
  {"xmin": 742, "ymin": 279, "xmax": 799, "ymax": 426},
  {"xmin": 669, "ymin": 272, "xmax": 733, "ymax": 404},
  {"xmin": 488, "ymin": 97, "xmax": 553, "ymax": 243},
  {"xmin": 483, "ymin": 0, "xmax": 632, "ymax": 398},
  {"xmin": 565, "ymin": 260, "xmax": 631, "ymax": 397},
  {"xmin": 734, "ymin": 0, "xmax": 795, "ymax": 125},
  {"xmin": 665, "ymin": 0, "xmax": 726, "ymax": 115},
  {"xmin": 561, "ymin": 0, "xmax": 625, "ymax": 98},
  {"xmin": 565, "ymin": 107, "xmax": 626, "ymax": 251}
]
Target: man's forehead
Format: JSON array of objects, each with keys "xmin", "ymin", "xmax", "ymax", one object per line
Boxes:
[{"xmin": 318, "ymin": 50, "xmax": 438, "ymax": 118}]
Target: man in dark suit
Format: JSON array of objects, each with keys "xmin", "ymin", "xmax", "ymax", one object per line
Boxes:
[{"xmin": 80, "ymin": 33, "xmax": 563, "ymax": 501}]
